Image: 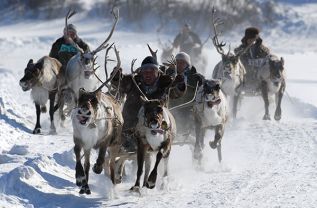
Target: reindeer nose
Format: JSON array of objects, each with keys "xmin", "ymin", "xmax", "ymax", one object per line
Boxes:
[
  {"xmin": 19, "ymin": 81, "xmax": 27, "ymax": 88},
  {"xmin": 150, "ymin": 122, "xmax": 159, "ymax": 129}
]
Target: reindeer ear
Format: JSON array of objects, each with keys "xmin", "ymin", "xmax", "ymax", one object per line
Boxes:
[
  {"xmin": 27, "ymin": 59, "xmax": 33, "ymax": 67},
  {"xmin": 35, "ymin": 60, "xmax": 44, "ymax": 70},
  {"xmin": 215, "ymin": 79, "xmax": 222, "ymax": 86},
  {"xmin": 95, "ymin": 90, "xmax": 102, "ymax": 101},
  {"xmin": 280, "ymin": 57, "xmax": 284, "ymax": 66}
]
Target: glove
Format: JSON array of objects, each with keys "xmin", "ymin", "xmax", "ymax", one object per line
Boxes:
[
  {"xmin": 255, "ymin": 37, "xmax": 262, "ymax": 46},
  {"xmin": 174, "ymin": 74, "xmax": 185, "ymax": 83}
]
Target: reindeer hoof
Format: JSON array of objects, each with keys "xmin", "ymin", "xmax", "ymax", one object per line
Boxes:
[
  {"xmin": 130, "ymin": 186, "xmax": 140, "ymax": 192},
  {"xmin": 193, "ymin": 147, "xmax": 203, "ymax": 160},
  {"xmin": 274, "ymin": 114, "xmax": 281, "ymax": 121},
  {"xmin": 145, "ymin": 181, "xmax": 155, "ymax": 189},
  {"xmin": 209, "ymin": 141, "xmax": 218, "ymax": 149},
  {"xmin": 262, "ymin": 114, "xmax": 271, "ymax": 120},
  {"xmin": 79, "ymin": 184, "xmax": 91, "ymax": 195},
  {"xmin": 33, "ymin": 127, "xmax": 41, "ymax": 134},
  {"xmin": 76, "ymin": 176, "xmax": 86, "ymax": 187},
  {"xmin": 40, "ymin": 106, "xmax": 47, "ymax": 113},
  {"xmin": 92, "ymin": 163, "xmax": 103, "ymax": 174},
  {"xmin": 49, "ymin": 129, "xmax": 57, "ymax": 135}
]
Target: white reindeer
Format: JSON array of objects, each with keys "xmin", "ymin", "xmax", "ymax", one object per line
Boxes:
[
  {"xmin": 72, "ymin": 47, "xmax": 124, "ymax": 195},
  {"xmin": 211, "ymin": 9, "xmax": 247, "ymax": 118},
  {"xmin": 19, "ymin": 56, "xmax": 62, "ymax": 134},
  {"xmin": 58, "ymin": 8, "xmax": 119, "ymax": 122},
  {"xmin": 193, "ymin": 79, "xmax": 228, "ymax": 163}
]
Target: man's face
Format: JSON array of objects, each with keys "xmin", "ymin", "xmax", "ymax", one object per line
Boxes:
[
  {"xmin": 176, "ymin": 59, "xmax": 188, "ymax": 74},
  {"xmin": 246, "ymin": 34, "xmax": 259, "ymax": 45},
  {"xmin": 182, "ymin": 26, "xmax": 189, "ymax": 34},
  {"xmin": 141, "ymin": 67, "xmax": 158, "ymax": 86},
  {"xmin": 67, "ymin": 31, "xmax": 76, "ymax": 40}
]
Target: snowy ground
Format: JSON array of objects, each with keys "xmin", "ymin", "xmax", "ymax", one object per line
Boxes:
[{"xmin": 0, "ymin": 3, "xmax": 317, "ymax": 208}]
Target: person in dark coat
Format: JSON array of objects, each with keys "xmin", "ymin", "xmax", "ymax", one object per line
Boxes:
[
  {"xmin": 112, "ymin": 56, "xmax": 185, "ymax": 152},
  {"xmin": 167, "ymin": 52, "xmax": 204, "ymax": 143},
  {"xmin": 234, "ymin": 27, "xmax": 271, "ymax": 83},
  {"xmin": 49, "ymin": 24, "xmax": 90, "ymax": 68},
  {"xmin": 173, "ymin": 24, "xmax": 202, "ymax": 56},
  {"xmin": 234, "ymin": 27, "xmax": 270, "ymax": 62}
]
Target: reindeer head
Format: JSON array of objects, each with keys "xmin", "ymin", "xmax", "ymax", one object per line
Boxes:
[
  {"xmin": 19, "ymin": 59, "xmax": 44, "ymax": 91},
  {"xmin": 75, "ymin": 88, "xmax": 101, "ymax": 126},
  {"xmin": 269, "ymin": 57, "xmax": 284, "ymax": 85},
  {"xmin": 65, "ymin": 8, "xmax": 119, "ymax": 79},
  {"xmin": 202, "ymin": 79, "xmax": 222, "ymax": 108},
  {"xmin": 211, "ymin": 8, "xmax": 241, "ymax": 80},
  {"xmin": 221, "ymin": 52, "xmax": 239, "ymax": 79},
  {"xmin": 141, "ymin": 96, "xmax": 165, "ymax": 135}
]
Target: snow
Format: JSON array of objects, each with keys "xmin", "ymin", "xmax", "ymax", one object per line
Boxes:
[{"xmin": 0, "ymin": 2, "xmax": 317, "ymax": 208}]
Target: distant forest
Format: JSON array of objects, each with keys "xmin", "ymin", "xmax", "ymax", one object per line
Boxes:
[{"xmin": 0, "ymin": 0, "xmax": 281, "ymax": 33}]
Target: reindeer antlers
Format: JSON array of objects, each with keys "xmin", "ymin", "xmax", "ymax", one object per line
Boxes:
[
  {"xmin": 91, "ymin": 7, "xmax": 119, "ymax": 55},
  {"xmin": 94, "ymin": 44, "xmax": 121, "ymax": 93},
  {"xmin": 211, "ymin": 8, "xmax": 226, "ymax": 55}
]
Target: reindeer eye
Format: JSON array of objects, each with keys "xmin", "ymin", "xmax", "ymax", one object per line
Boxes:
[
  {"xmin": 157, "ymin": 107, "xmax": 163, "ymax": 113},
  {"xmin": 214, "ymin": 85, "xmax": 220, "ymax": 91}
]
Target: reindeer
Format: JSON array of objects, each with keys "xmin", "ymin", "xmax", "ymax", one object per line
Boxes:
[
  {"xmin": 19, "ymin": 56, "xmax": 62, "ymax": 134},
  {"xmin": 256, "ymin": 55, "xmax": 286, "ymax": 120},
  {"xmin": 211, "ymin": 9, "xmax": 285, "ymax": 120},
  {"xmin": 130, "ymin": 96, "xmax": 176, "ymax": 191},
  {"xmin": 193, "ymin": 79, "xmax": 228, "ymax": 164},
  {"xmin": 72, "ymin": 46, "xmax": 124, "ymax": 195},
  {"xmin": 58, "ymin": 8, "xmax": 119, "ymax": 122},
  {"xmin": 211, "ymin": 9, "xmax": 247, "ymax": 118},
  {"xmin": 127, "ymin": 57, "xmax": 176, "ymax": 191}
]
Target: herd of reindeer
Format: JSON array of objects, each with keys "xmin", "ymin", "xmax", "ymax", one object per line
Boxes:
[{"xmin": 18, "ymin": 8, "xmax": 286, "ymax": 194}]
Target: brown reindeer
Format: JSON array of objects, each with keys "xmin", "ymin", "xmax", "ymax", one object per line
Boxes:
[
  {"xmin": 19, "ymin": 56, "xmax": 62, "ymax": 134},
  {"xmin": 130, "ymin": 96, "xmax": 176, "ymax": 191},
  {"xmin": 257, "ymin": 55, "xmax": 286, "ymax": 120},
  {"xmin": 72, "ymin": 46, "xmax": 123, "ymax": 195}
]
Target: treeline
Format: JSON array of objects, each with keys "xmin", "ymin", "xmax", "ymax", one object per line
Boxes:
[{"xmin": 1, "ymin": 0, "xmax": 280, "ymax": 33}]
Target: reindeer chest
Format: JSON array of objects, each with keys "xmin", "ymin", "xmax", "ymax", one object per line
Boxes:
[{"xmin": 138, "ymin": 130, "xmax": 166, "ymax": 152}]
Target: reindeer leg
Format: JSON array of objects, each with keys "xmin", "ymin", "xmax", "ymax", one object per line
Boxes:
[
  {"xmin": 142, "ymin": 152, "xmax": 151, "ymax": 187},
  {"xmin": 233, "ymin": 94, "xmax": 240, "ymax": 119},
  {"xmin": 80, "ymin": 150, "xmax": 91, "ymax": 195},
  {"xmin": 160, "ymin": 156, "xmax": 169, "ymax": 190},
  {"xmin": 194, "ymin": 119, "xmax": 204, "ymax": 162},
  {"xmin": 261, "ymin": 80, "xmax": 271, "ymax": 120},
  {"xmin": 210, "ymin": 124, "xmax": 224, "ymax": 149},
  {"xmin": 49, "ymin": 91, "xmax": 57, "ymax": 134},
  {"xmin": 274, "ymin": 80, "xmax": 285, "ymax": 121},
  {"xmin": 74, "ymin": 142, "xmax": 86, "ymax": 187},
  {"xmin": 146, "ymin": 151, "xmax": 163, "ymax": 189},
  {"xmin": 217, "ymin": 141, "xmax": 222, "ymax": 163},
  {"xmin": 93, "ymin": 143, "xmax": 107, "ymax": 174},
  {"xmin": 33, "ymin": 103, "xmax": 41, "ymax": 134},
  {"xmin": 131, "ymin": 138, "xmax": 145, "ymax": 191}
]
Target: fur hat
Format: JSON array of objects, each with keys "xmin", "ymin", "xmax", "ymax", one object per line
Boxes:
[
  {"xmin": 64, "ymin": 24, "xmax": 77, "ymax": 34},
  {"xmin": 141, "ymin": 56, "xmax": 159, "ymax": 70},
  {"xmin": 175, "ymin": 52, "xmax": 191, "ymax": 68},
  {"xmin": 242, "ymin": 27, "xmax": 260, "ymax": 43}
]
